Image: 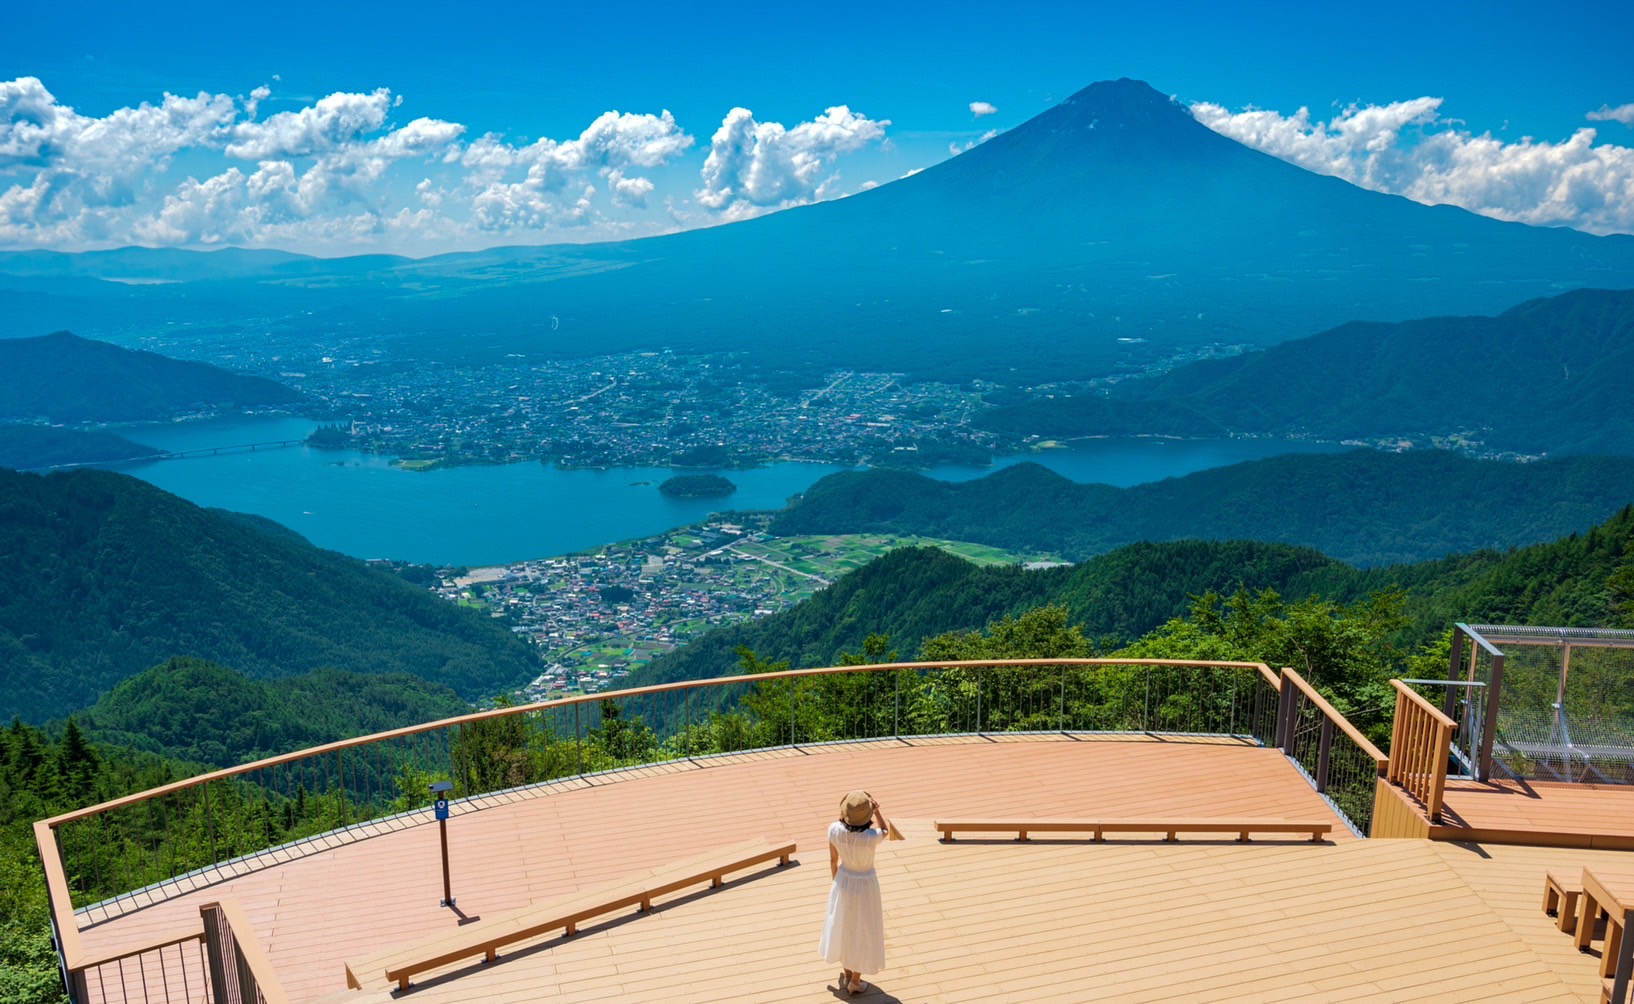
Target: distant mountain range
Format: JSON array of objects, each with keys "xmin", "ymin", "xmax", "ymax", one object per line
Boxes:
[
  {"xmin": 770, "ymin": 449, "xmax": 1634, "ymax": 567},
  {"xmin": 3, "ymin": 79, "xmax": 1632, "ymax": 387},
  {"xmin": 0, "ymin": 467, "xmax": 538, "ymax": 723},
  {"xmin": 979, "ymin": 287, "xmax": 1634, "ymax": 456},
  {"xmin": 0, "ymin": 330, "xmax": 302, "ymax": 424}
]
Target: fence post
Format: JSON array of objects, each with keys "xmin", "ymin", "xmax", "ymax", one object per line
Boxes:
[
  {"xmin": 1274, "ymin": 672, "xmax": 1294, "ymax": 751},
  {"xmin": 1059, "ymin": 666, "xmax": 1067, "ymax": 733},
  {"xmin": 575, "ymin": 703, "xmax": 584, "ymax": 776},
  {"xmin": 1316, "ymin": 717, "xmax": 1333, "ymax": 793},
  {"xmin": 1445, "ymin": 628, "xmax": 1465, "ymax": 721},
  {"xmin": 893, "ymin": 671, "xmax": 900, "ymax": 739},
  {"xmin": 1480, "ymin": 653, "xmax": 1503, "ymax": 782}
]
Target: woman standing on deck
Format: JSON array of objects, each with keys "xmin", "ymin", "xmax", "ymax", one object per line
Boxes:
[{"xmin": 820, "ymin": 790, "xmax": 890, "ymax": 995}]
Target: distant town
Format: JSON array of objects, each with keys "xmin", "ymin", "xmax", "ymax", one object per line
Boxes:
[
  {"xmin": 414, "ymin": 512, "xmax": 1055, "ymax": 701},
  {"xmin": 190, "ymin": 337, "xmax": 1267, "ymax": 470}
]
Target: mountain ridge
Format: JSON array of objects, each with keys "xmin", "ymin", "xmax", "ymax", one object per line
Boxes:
[{"xmin": 4, "ymin": 79, "xmax": 1631, "ymax": 387}]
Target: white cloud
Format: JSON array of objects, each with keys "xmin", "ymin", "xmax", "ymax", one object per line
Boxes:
[
  {"xmin": 969, "ymin": 101, "xmax": 997, "ymax": 118},
  {"xmin": 696, "ymin": 105, "xmax": 889, "ymax": 217},
  {"xmin": 225, "ymin": 89, "xmax": 393, "ymax": 159},
  {"xmin": 949, "ymin": 128, "xmax": 998, "ymax": 155},
  {"xmin": 0, "ymin": 76, "xmax": 888, "ymax": 253},
  {"xmin": 1589, "ymin": 103, "xmax": 1634, "ymax": 127},
  {"xmin": 1193, "ymin": 97, "xmax": 1634, "ymax": 235}
]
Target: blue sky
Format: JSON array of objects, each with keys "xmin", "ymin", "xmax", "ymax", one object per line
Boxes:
[{"xmin": 4, "ymin": 0, "xmax": 1632, "ymax": 255}]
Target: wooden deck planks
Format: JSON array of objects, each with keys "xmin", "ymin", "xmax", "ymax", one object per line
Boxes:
[{"xmin": 58, "ymin": 734, "xmax": 1634, "ymax": 1002}]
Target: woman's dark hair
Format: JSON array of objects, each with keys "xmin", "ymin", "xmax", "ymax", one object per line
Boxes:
[{"xmin": 842, "ymin": 821, "xmax": 871, "ymax": 833}]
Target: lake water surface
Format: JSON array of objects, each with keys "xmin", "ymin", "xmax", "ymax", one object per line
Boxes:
[{"xmin": 116, "ymin": 417, "xmax": 1346, "ymax": 565}]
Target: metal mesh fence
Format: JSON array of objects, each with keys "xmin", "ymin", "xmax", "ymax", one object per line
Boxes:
[{"xmin": 1459, "ymin": 626, "xmax": 1634, "ymax": 784}]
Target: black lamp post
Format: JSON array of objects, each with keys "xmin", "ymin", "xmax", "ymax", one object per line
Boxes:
[{"xmin": 430, "ymin": 780, "xmax": 454, "ymax": 907}]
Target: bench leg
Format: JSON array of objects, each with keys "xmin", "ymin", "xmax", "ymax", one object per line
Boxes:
[{"xmin": 1560, "ymin": 892, "xmax": 1582, "ymax": 935}]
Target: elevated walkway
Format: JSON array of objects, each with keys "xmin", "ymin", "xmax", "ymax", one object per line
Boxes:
[{"xmin": 1375, "ymin": 775, "xmax": 1634, "ymax": 850}]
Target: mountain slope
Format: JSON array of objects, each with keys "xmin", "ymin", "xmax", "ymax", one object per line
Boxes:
[
  {"xmin": 628, "ymin": 539, "xmax": 1345, "ymax": 687},
  {"xmin": 77, "ymin": 658, "xmax": 472, "ymax": 767},
  {"xmin": 0, "ymin": 424, "xmax": 158, "ymax": 470},
  {"xmin": 4, "ymin": 80, "xmax": 1631, "ymax": 386},
  {"xmin": 0, "ymin": 331, "xmax": 303, "ymax": 424},
  {"xmin": 983, "ymin": 288, "xmax": 1634, "ymax": 455},
  {"xmin": 770, "ymin": 450, "xmax": 1634, "ymax": 567},
  {"xmin": 0, "ymin": 467, "xmax": 538, "ymax": 723}
]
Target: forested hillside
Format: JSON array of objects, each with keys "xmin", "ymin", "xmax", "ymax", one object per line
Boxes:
[
  {"xmin": 0, "ymin": 425, "xmax": 158, "ymax": 470},
  {"xmin": 771, "ymin": 450, "xmax": 1634, "ymax": 566},
  {"xmin": 0, "ymin": 331, "xmax": 303, "ymax": 424},
  {"xmin": 0, "ymin": 467, "xmax": 539, "ymax": 723},
  {"xmin": 980, "ymin": 288, "xmax": 1634, "ymax": 456},
  {"xmin": 638, "ymin": 503, "xmax": 1634, "ymax": 688},
  {"xmin": 78, "ymin": 658, "xmax": 473, "ymax": 767},
  {"xmin": 628, "ymin": 540, "xmax": 1348, "ymax": 687}
]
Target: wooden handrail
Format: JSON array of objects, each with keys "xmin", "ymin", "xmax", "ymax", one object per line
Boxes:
[
  {"xmin": 40, "ymin": 658, "xmax": 1275, "ymax": 827},
  {"xmin": 1282, "ymin": 667, "xmax": 1388, "ymax": 768},
  {"xmin": 32, "ymin": 819, "xmax": 84, "ymax": 968},
  {"xmin": 1388, "ymin": 680, "xmax": 1456, "ymax": 821},
  {"xmin": 76, "ymin": 925, "xmax": 204, "ymax": 970},
  {"xmin": 203, "ymin": 899, "xmax": 291, "ymax": 1004}
]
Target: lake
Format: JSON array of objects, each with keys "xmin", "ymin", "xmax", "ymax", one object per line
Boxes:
[{"xmin": 115, "ymin": 417, "xmax": 1347, "ymax": 565}]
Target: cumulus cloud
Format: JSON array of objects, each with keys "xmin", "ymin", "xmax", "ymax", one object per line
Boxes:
[
  {"xmin": 696, "ymin": 105, "xmax": 889, "ymax": 217},
  {"xmin": 969, "ymin": 101, "xmax": 997, "ymax": 118},
  {"xmin": 949, "ymin": 129, "xmax": 998, "ymax": 155},
  {"xmin": 0, "ymin": 76, "xmax": 891, "ymax": 252},
  {"xmin": 1588, "ymin": 103, "xmax": 1634, "ymax": 127},
  {"xmin": 1193, "ymin": 97, "xmax": 1634, "ymax": 235}
]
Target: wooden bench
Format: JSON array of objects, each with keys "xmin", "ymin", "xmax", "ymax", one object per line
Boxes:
[
  {"xmin": 1544, "ymin": 869, "xmax": 1585, "ymax": 934},
  {"xmin": 934, "ymin": 818, "xmax": 1332, "ymax": 844},
  {"xmin": 348, "ymin": 837, "xmax": 795, "ymax": 993}
]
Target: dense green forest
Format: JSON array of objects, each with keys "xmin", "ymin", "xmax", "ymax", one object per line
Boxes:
[
  {"xmin": 0, "ymin": 331, "xmax": 303, "ymax": 424},
  {"xmin": 0, "ymin": 467, "xmax": 540, "ymax": 722},
  {"xmin": 78, "ymin": 658, "xmax": 473, "ymax": 767},
  {"xmin": 0, "ymin": 426, "xmax": 158, "ymax": 470},
  {"xmin": 980, "ymin": 289, "xmax": 1634, "ymax": 456},
  {"xmin": 770, "ymin": 450, "xmax": 1634, "ymax": 567}
]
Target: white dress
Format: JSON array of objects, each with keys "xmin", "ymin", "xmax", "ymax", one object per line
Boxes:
[{"xmin": 819, "ymin": 820, "xmax": 886, "ymax": 973}]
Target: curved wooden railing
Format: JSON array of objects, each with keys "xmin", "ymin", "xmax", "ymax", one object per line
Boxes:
[
  {"xmin": 34, "ymin": 657, "xmax": 1297, "ymax": 1003},
  {"xmin": 1388, "ymin": 679, "xmax": 1457, "ymax": 822},
  {"xmin": 1275, "ymin": 667, "xmax": 1389, "ymax": 836}
]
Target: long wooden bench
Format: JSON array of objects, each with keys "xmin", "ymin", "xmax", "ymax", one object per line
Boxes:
[
  {"xmin": 348, "ymin": 837, "xmax": 795, "ymax": 993},
  {"xmin": 934, "ymin": 818, "xmax": 1332, "ymax": 843}
]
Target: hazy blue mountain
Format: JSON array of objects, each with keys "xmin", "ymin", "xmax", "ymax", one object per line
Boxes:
[
  {"xmin": 0, "ymin": 425, "xmax": 158, "ymax": 470},
  {"xmin": 0, "ymin": 331, "xmax": 304, "ymax": 423},
  {"xmin": 4, "ymin": 80, "xmax": 1631, "ymax": 386},
  {"xmin": 770, "ymin": 450, "xmax": 1634, "ymax": 567},
  {"xmin": 0, "ymin": 467, "xmax": 539, "ymax": 723},
  {"xmin": 981, "ymin": 288, "xmax": 1634, "ymax": 455}
]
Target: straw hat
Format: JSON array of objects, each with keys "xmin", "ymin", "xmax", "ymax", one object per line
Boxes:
[{"xmin": 840, "ymin": 790, "xmax": 874, "ymax": 827}]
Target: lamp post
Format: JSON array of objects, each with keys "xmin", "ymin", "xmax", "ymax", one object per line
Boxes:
[{"xmin": 430, "ymin": 780, "xmax": 454, "ymax": 907}]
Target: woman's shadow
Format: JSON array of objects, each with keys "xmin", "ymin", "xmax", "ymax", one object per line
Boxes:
[{"xmin": 827, "ymin": 978, "xmax": 904, "ymax": 1001}]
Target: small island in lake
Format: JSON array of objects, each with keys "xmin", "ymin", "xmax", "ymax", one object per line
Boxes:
[{"xmin": 658, "ymin": 474, "xmax": 737, "ymax": 498}]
